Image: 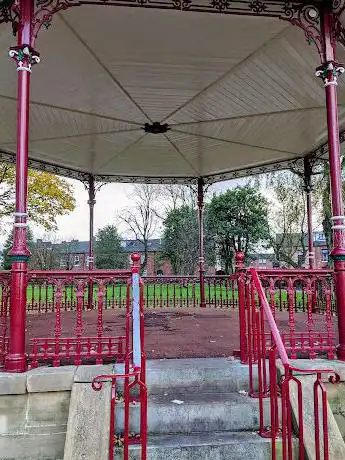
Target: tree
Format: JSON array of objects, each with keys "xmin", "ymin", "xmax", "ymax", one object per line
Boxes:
[
  {"xmin": 206, "ymin": 186, "xmax": 270, "ymax": 274},
  {"xmin": 265, "ymin": 171, "xmax": 308, "ymax": 268},
  {"xmin": 118, "ymin": 184, "xmax": 159, "ymax": 271},
  {"xmin": 162, "ymin": 205, "xmax": 199, "ymax": 275},
  {"xmin": 30, "ymin": 236, "xmax": 62, "ymax": 270},
  {"xmin": 2, "ymin": 227, "xmax": 35, "ymax": 269},
  {"xmin": 0, "ymin": 163, "xmax": 76, "ymax": 231},
  {"xmin": 94, "ymin": 225, "xmax": 126, "ymax": 269},
  {"xmin": 156, "ymin": 184, "xmax": 196, "ymax": 217}
]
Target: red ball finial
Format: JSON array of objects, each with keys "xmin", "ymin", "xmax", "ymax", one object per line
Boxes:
[
  {"xmin": 131, "ymin": 253, "xmax": 141, "ymax": 263},
  {"xmin": 235, "ymin": 251, "xmax": 245, "ymax": 269}
]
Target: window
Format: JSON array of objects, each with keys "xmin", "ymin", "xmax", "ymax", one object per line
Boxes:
[
  {"xmin": 297, "ymin": 251, "xmax": 304, "ymax": 266},
  {"xmin": 258, "ymin": 258, "xmax": 266, "ymax": 265},
  {"xmin": 322, "ymin": 249, "xmax": 329, "ymax": 263},
  {"xmin": 74, "ymin": 255, "xmax": 80, "ymax": 266},
  {"xmin": 314, "ymin": 232, "xmax": 326, "ymax": 242}
]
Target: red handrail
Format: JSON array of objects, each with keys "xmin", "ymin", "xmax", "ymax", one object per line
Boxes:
[
  {"xmin": 250, "ymin": 268, "xmax": 335, "ymax": 374},
  {"xmin": 250, "ymin": 269, "xmax": 289, "ymax": 366},
  {"xmin": 248, "ymin": 268, "xmax": 339, "ymax": 460}
]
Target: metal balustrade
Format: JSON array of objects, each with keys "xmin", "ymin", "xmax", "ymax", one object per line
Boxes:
[{"xmin": 248, "ymin": 268, "xmax": 339, "ymax": 460}]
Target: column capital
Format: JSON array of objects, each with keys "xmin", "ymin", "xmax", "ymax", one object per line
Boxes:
[
  {"xmin": 9, "ymin": 44, "xmax": 40, "ymax": 72},
  {"xmin": 315, "ymin": 61, "xmax": 345, "ymax": 86}
]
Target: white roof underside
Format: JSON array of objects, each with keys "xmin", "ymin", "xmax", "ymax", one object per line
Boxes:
[{"xmin": 0, "ymin": 6, "xmax": 344, "ymax": 184}]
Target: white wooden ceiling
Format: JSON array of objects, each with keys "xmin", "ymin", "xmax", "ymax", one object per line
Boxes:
[{"xmin": 0, "ymin": 6, "xmax": 344, "ymax": 183}]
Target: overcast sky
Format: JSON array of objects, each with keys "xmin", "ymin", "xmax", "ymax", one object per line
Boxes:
[{"xmin": 0, "ymin": 178, "xmax": 244, "ymax": 246}]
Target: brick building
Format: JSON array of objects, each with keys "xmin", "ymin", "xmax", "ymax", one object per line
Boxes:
[
  {"xmin": 32, "ymin": 231, "xmax": 329, "ymax": 273},
  {"xmin": 247, "ymin": 232, "xmax": 330, "ymax": 270},
  {"xmin": 33, "ymin": 238, "xmax": 214, "ymax": 275}
]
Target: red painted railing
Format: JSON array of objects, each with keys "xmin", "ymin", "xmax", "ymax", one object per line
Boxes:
[
  {"xmin": 143, "ymin": 274, "xmax": 238, "ymax": 308},
  {"xmin": 248, "ymin": 268, "xmax": 339, "ymax": 460},
  {"xmin": 27, "ymin": 269, "xmax": 132, "ymax": 367},
  {"xmin": 92, "ymin": 255, "xmax": 147, "ymax": 460},
  {"xmin": 0, "ymin": 272, "xmax": 10, "ymax": 365},
  {"xmin": 239, "ymin": 269, "xmax": 336, "ymax": 362},
  {"xmin": 26, "ymin": 270, "xmax": 128, "ymax": 312}
]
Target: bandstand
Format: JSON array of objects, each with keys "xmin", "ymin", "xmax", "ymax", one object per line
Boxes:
[{"xmin": 1, "ymin": 0, "xmax": 345, "ymax": 458}]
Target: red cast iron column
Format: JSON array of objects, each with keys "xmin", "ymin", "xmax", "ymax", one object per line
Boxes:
[
  {"xmin": 317, "ymin": 5, "xmax": 345, "ymax": 360},
  {"xmin": 235, "ymin": 251, "xmax": 247, "ymax": 363},
  {"xmin": 197, "ymin": 178, "xmax": 206, "ymax": 308},
  {"xmin": 5, "ymin": 0, "xmax": 40, "ymax": 372},
  {"xmin": 303, "ymin": 157, "xmax": 314, "ymax": 269}
]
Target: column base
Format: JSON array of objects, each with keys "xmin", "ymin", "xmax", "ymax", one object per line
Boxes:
[
  {"xmin": 4, "ymin": 353, "xmax": 27, "ymax": 373},
  {"xmin": 337, "ymin": 344, "xmax": 345, "ymax": 361}
]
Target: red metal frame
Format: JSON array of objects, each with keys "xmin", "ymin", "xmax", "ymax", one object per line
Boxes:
[
  {"xmin": 3, "ymin": 0, "xmax": 345, "ymax": 373},
  {"xmin": 318, "ymin": 6, "xmax": 345, "ymax": 361},
  {"xmin": 249, "ymin": 268, "xmax": 340, "ymax": 460},
  {"xmin": 5, "ymin": 0, "xmax": 35, "ymax": 373},
  {"xmin": 197, "ymin": 178, "xmax": 206, "ymax": 308},
  {"xmin": 91, "ymin": 254, "xmax": 147, "ymax": 460},
  {"xmin": 27, "ymin": 269, "xmax": 131, "ymax": 367}
]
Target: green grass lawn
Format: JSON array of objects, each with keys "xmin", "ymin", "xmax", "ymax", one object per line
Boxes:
[
  {"xmin": 21, "ymin": 282, "xmax": 313, "ymax": 308},
  {"xmin": 0, "ymin": 280, "xmax": 329, "ymax": 310}
]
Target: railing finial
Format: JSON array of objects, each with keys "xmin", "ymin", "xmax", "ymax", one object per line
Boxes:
[
  {"xmin": 235, "ymin": 251, "xmax": 245, "ymax": 269},
  {"xmin": 131, "ymin": 253, "xmax": 141, "ymax": 272}
]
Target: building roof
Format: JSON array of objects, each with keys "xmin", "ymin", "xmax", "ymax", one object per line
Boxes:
[
  {"xmin": 35, "ymin": 238, "xmax": 162, "ymax": 254},
  {"xmin": 275, "ymin": 232, "xmax": 328, "ymax": 248},
  {"xmin": 122, "ymin": 239, "xmax": 162, "ymax": 253},
  {"xmin": 1, "ymin": 5, "xmax": 344, "ymax": 184}
]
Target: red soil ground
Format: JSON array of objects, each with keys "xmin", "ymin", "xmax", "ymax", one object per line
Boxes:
[{"xmin": 25, "ymin": 308, "xmax": 338, "ymax": 360}]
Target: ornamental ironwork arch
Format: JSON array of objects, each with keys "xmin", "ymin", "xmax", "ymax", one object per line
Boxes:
[{"xmin": 0, "ymin": 0, "xmax": 344, "ymax": 54}]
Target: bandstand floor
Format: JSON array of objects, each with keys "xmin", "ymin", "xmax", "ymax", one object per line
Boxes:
[{"xmin": 25, "ymin": 308, "xmax": 338, "ymax": 360}]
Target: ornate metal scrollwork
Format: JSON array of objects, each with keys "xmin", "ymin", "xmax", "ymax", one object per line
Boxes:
[
  {"xmin": 0, "ymin": 0, "xmax": 19, "ymax": 34},
  {"xmin": 280, "ymin": 3, "xmax": 322, "ymax": 56}
]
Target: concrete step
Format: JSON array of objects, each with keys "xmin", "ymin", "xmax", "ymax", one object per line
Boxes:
[
  {"xmin": 0, "ymin": 392, "xmax": 69, "ymax": 459},
  {"xmin": 0, "ymin": 424, "xmax": 66, "ymax": 459},
  {"xmin": 63, "ymin": 382, "xmax": 111, "ymax": 460},
  {"xmin": 116, "ymin": 390, "xmax": 270, "ymax": 434},
  {"xmin": 115, "ymin": 358, "xmax": 255, "ymax": 394},
  {"xmin": 113, "ymin": 431, "xmax": 298, "ymax": 460}
]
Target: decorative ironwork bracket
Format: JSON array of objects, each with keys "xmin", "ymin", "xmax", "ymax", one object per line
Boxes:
[
  {"xmin": 82, "ymin": 174, "xmax": 106, "ymax": 203},
  {"xmin": 0, "ymin": 0, "xmax": 341, "ymax": 51},
  {"xmin": 0, "ymin": 0, "xmax": 343, "ymax": 58}
]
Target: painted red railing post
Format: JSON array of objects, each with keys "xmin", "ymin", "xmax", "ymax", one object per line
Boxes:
[
  {"xmin": 317, "ymin": 5, "xmax": 345, "ymax": 360},
  {"xmin": 5, "ymin": 0, "xmax": 39, "ymax": 372},
  {"xmin": 304, "ymin": 156, "xmax": 315, "ymax": 269},
  {"xmin": 87, "ymin": 175, "xmax": 95, "ymax": 309},
  {"xmin": 236, "ymin": 251, "xmax": 247, "ymax": 363},
  {"xmin": 197, "ymin": 178, "xmax": 206, "ymax": 308}
]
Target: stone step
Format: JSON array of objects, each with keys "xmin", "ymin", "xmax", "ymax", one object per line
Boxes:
[
  {"xmin": 113, "ymin": 431, "xmax": 298, "ymax": 460},
  {"xmin": 115, "ymin": 358, "xmax": 255, "ymax": 394},
  {"xmin": 0, "ymin": 424, "xmax": 66, "ymax": 459},
  {"xmin": 115, "ymin": 390, "xmax": 270, "ymax": 434},
  {"xmin": 63, "ymin": 382, "xmax": 111, "ymax": 460},
  {"xmin": 0, "ymin": 392, "xmax": 70, "ymax": 459}
]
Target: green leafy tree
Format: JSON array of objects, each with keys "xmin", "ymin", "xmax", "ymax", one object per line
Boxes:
[
  {"xmin": 94, "ymin": 225, "xmax": 126, "ymax": 269},
  {"xmin": 206, "ymin": 186, "xmax": 270, "ymax": 274},
  {"xmin": 2, "ymin": 227, "xmax": 35, "ymax": 269},
  {"xmin": 162, "ymin": 205, "xmax": 199, "ymax": 275},
  {"xmin": 0, "ymin": 163, "xmax": 76, "ymax": 231}
]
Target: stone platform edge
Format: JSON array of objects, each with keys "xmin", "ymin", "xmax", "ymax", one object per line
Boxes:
[{"xmin": 0, "ymin": 364, "xmax": 115, "ymax": 395}]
